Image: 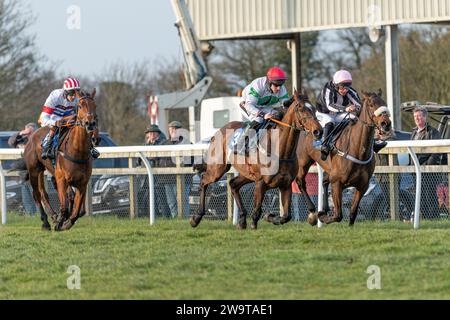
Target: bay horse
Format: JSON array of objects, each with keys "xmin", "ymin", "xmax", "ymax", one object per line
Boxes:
[
  {"xmin": 23, "ymin": 89, "xmax": 98, "ymax": 231},
  {"xmin": 295, "ymin": 90, "xmax": 392, "ymax": 226},
  {"xmin": 190, "ymin": 90, "xmax": 323, "ymax": 229}
]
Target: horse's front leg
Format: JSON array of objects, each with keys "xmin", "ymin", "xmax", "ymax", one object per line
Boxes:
[
  {"xmin": 55, "ymin": 176, "xmax": 69, "ymax": 231},
  {"xmin": 279, "ymin": 185, "xmax": 293, "ymax": 224},
  {"xmin": 348, "ymin": 187, "xmax": 367, "ymax": 226},
  {"xmin": 319, "ymin": 182, "xmax": 343, "ymax": 224},
  {"xmin": 61, "ymin": 185, "xmax": 87, "ymax": 231},
  {"xmin": 250, "ymin": 180, "xmax": 267, "ymax": 229},
  {"xmin": 229, "ymin": 175, "xmax": 253, "ymax": 230}
]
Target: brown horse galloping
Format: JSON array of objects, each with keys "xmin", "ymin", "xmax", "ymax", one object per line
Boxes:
[
  {"xmin": 24, "ymin": 89, "xmax": 98, "ymax": 231},
  {"xmin": 190, "ymin": 90, "xmax": 323, "ymax": 230},
  {"xmin": 296, "ymin": 90, "xmax": 392, "ymax": 226}
]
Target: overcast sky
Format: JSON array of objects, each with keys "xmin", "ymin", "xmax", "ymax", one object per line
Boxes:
[{"xmin": 22, "ymin": 0, "xmax": 182, "ymax": 78}]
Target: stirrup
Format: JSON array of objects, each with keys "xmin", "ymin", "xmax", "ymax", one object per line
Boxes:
[{"xmin": 91, "ymin": 148, "xmax": 100, "ymax": 159}]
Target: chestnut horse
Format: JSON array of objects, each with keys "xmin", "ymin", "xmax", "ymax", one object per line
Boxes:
[
  {"xmin": 190, "ymin": 90, "xmax": 323, "ymax": 229},
  {"xmin": 296, "ymin": 90, "xmax": 392, "ymax": 226},
  {"xmin": 24, "ymin": 89, "xmax": 98, "ymax": 231}
]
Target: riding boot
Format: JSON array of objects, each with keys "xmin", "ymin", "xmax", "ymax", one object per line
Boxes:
[
  {"xmin": 373, "ymin": 140, "xmax": 388, "ymax": 153},
  {"xmin": 234, "ymin": 120, "xmax": 260, "ymax": 155},
  {"xmin": 41, "ymin": 128, "xmax": 56, "ymax": 160},
  {"xmin": 320, "ymin": 122, "xmax": 335, "ymax": 161},
  {"xmin": 90, "ymin": 146, "xmax": 100, "ymax": 159}
]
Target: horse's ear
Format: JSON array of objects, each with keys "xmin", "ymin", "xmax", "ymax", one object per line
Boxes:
[
  {"xmin": 91, "ymin": 88, "xmax": 96, "ymax": 98},
  {"xmin": 377, "ymin": 88, "xmax": 382, "ymax": 97},
  {"xmin": 75, "ymin": 90, "xmax": 82, "ymax": 99},
  {"xmin": 361, "ymin": 90, "xmax": 370, "ymax": 99},
  {"xmin": 293, "ymin": 89, "xmax": 298, "ymax": 101},
  {"xmin": 301, "ymin": 87, "xmax": 308, "ymax": 99}
]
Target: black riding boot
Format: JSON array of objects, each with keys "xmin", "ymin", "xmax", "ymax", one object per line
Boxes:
[
  {"xmin": 234, "ymin": 120, "xmax": 260, "ymax": 155},
  {"xmin": 373, "ymin": 140, "xmax": 388, "ymax": 153},
  {"xmin": 320, "ymin": 122, "xmax": 335, "ymax": 161},
  {"xmin": 41, "ymin": 130, "xmax": 56, "ymax": 160},
  {"xmin": 90, "ymin": 145, "xmax": 100, "ymax": 159}
]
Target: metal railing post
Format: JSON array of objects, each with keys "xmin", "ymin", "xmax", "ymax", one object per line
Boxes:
[
  {"xmin": 0, "ymin": 161, "xmax": 7, "ymax": 225},
  {"xmin": 138, "ymin": 152, "xmax": 155, "ymax": 225},
  {"xmin": 408, "ymin": 147, "xmax": 422, "ymax": 229}
]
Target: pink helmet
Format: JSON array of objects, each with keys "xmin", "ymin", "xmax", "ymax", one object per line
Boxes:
[
  {"xmin": 63, "ymin": 77, "xmax": 81, "ymax": 91},
  {"xmin": 333, "ymin": 70, "xmax": 352, "ymax": 85}
]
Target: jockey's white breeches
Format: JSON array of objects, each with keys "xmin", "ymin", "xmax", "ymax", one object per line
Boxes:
[{"xmin": 316, "ymin": 111, "xmax": 357, "ymax": 127}]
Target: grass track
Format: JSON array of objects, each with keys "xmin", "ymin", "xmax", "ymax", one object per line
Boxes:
[{"xmin": 1, "ymin": 214, "xmax": 449, "ymax": 299}]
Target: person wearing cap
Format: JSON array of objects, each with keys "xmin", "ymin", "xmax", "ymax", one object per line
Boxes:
[
  {"xmin": 145, "ymin": 124, "xmax": 167, "ymax": 146},
  {"xmin": 234, "ymin": 67, "xmax": 290, "ymax": 154},
  {"xmin": 39, "ymin": 77, "xmax": 100, "ymax": 160},
  {"xmin": 160, "ymin": 120, "xmax": 190, "ymax": 218},
  {"xmin": 314, "ymin": 70, "xmax": 363, "ymax": 160},
  {"xmin": 136, "ymin": 124, "xmax": 168, "ymax": 218}
]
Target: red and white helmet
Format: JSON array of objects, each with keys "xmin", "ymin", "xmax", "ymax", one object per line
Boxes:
[
  {"xmin": 266, "ymin": 67, "xmax": 287, "ymax": 84},
  {"xmin": 63, "ymin": 77, "xmax": 81, "ymax": 91},
  {"xmin": 333, "ymin": 70, "xmax": 352, "ymax": 85}
]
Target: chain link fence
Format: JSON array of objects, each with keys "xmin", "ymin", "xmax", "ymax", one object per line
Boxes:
[
  {"xmin": 2, "ymin": 144, "xmax": 450, "ymax": 224},
  {"xmin": 4, "ymin": 170, "xmax": 449, "ymax": 223}
]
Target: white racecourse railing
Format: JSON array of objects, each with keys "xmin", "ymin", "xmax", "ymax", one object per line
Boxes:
[{"xmin": 0, "ymin": 140, "xmax": 449, "ymax": 229}]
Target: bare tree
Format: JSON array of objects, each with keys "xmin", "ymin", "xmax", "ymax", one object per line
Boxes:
[
  {"xmin": 0, "ymin": 1, "xmax": 58, "ymax": 130},
  {"xmin": 95, "ymin": 62, "xmax": 152, "ymax": 145}
]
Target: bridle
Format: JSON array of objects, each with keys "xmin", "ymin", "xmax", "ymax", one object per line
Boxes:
[
  {"xmin": 74, "ymin": 95, "xmax": 97, "ymax": 133},
  {"xmin": 270, "ymin": 99, "xmax": 317, "ymax": 134}
]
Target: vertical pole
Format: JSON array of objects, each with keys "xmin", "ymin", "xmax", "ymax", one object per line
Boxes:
[
  {"xmin": 388, "ymin": 154, "xmax": 399, "ymax": 220},
  {"xmin": 385, "ymin": 25, "xmax": 401, "ymax": 130},
  {"xmin": 128, "ymin": 158, "xmax": 136, "ymax": 219},
  {"xmin": 138, "ymin": 152, "xmax": 155, "ymax": 225},
  {"xmin": 176, "ymin": 155, "xmax": 184, "ymax": 218},
  {"xmin": 189, "ymin": 106, "xmax": 196, "ymax": 143},
  {"xmin": 289, "ymin": 33, "xmax": 302, "ymax": 92},
  {"xmin": 317, "ymin": 165, "xmax": 324, "ymax": 228},
  {"xmin": 408, "ymin": 147, "xmax": 421, "ymax": 229},
  {"xmin": 227, "ymin": 172, "xmax": 233, "ymax": 222},
  {"xmin": 0, "ymin": 161, "xmax": 7, "ymax": 225},
  {"xmin": 84, "ymin": 179, "xmax": 92, "ymax": 216}
]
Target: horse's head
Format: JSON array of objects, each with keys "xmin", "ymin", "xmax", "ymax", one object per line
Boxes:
[
  {"xmin": 289, "ymin": 89, "xmax": 323, "ymax": 140},
  {"xmin": 75, "ymin": 88, "xmax": 98, "ymax": 133},
  {"xmin": 361, "ymin": 89, "xmax": 392, "ymax": 136}
]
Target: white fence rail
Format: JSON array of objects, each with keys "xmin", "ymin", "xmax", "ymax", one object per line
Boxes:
[{"xmin": 1, "ymin": 140, "xmax": 449, "ymax": 229}]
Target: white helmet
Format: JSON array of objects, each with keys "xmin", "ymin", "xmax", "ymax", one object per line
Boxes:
[
  {"xmin": 333, "ymin": 70, "xmax": 352, "ymax": 85},
  {"xmin": 63, "ymin": 77, "xmax": 81, "ymax": 91}
]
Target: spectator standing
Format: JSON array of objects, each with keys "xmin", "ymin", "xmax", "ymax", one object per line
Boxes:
[
  {"xmin": 136, "ymin": 124, "xmax": 168, "ymax": 217},
  {"xmin": 159, "ymin": 121, "xmax": 190, "ymax": 218},
  {"xmin": 410, "ymin": 106, "xmax": 446, "ymax": 219}
]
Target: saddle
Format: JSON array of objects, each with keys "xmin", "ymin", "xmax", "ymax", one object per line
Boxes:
[
  {"xmin": 47, "ymin": 127, "xmax": 70, "ymax": 163},
  {"xmin": 326, "ymin": 118, "xmax": 352, "ymax": 152}
]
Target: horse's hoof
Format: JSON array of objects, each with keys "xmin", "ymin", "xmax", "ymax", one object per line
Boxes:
[
  {"xmin": 280, "ymin": 215, "xmax": 292, "ymax": 224},
  {"xmin": 307, "ymin": 213, "xmax": 318, "ymax": 226},
  {"xmin": 250, "ymin": 222, "xmax": 258, "ymax": 230},
  {"xmin": 41, "ymin": 224, "xmax": 51, "ymax": 231},
  {"xmin": 263, "ymin": 212, "xmax": 275, "ymax": 222},
  {"xmin": 60, "ymin": 219, "xmax": 73, "ymax": 231},
  {"xmin": 189, "ymin": 216, "xmax": 201, "ymax": 228},
  {"xmin": 237, "ymin": 220, "xmax": 247, "ymax": 230},
  {"xmin": 318, "ymin": 211, "xmax": 327, "ymax": 223}
]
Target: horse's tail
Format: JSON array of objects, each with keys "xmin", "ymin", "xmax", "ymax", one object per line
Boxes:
[{"xmin": 6, "ymin": 158, "xmax": 29, "ymax": 182}]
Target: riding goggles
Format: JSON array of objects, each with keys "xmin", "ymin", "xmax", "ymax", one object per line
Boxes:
[
  {"xmin": 337, "ymin": 83, "xmax": 352, "ymax": 90},
  {"xmin": 270, "ymin": 80, "xmax": 285, "ymax": 87},
  {"xmin": 65, "ymin": 90, "xmax": 76, "ymax": 96}
]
